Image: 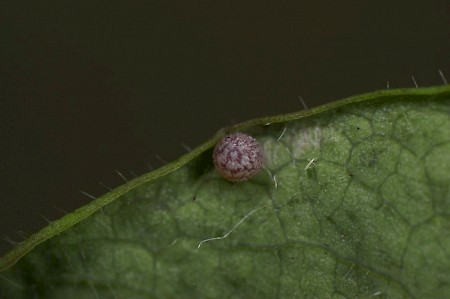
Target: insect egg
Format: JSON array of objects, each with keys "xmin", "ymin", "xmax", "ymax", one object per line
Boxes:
[{"xmin": 213, "ymin": 132, "xmax": 264, "ymax": 182}]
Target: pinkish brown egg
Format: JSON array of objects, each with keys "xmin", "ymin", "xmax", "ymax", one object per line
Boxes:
[{"xmin": 213, "ymin": 132, "xmax": 264, "ymax": 182}]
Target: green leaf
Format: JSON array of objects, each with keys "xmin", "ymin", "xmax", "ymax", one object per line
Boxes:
[{"xmin": 1, "ymin": 86, "xmax": 450, "ymax": 298}]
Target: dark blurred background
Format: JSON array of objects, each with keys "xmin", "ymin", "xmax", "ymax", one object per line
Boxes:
[{"xmin": 1, "ymin": 1, "xmax": 449, "ymax": 255}]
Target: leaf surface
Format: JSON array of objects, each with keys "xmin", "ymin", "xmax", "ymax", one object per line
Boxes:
[{"xmin": 1, "ymin": 86, "xmax": 450, "ymax": 298}]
